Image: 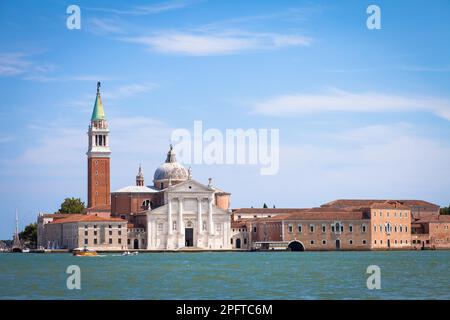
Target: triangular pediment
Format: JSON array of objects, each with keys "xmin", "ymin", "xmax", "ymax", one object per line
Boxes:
[{"xmin": 167, "ymin": 179, "xmax": 214, "ymax": 194}]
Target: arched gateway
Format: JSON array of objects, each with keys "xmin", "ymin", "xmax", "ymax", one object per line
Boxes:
[{"xmin": 287, "ymin": 241, "xmax": 305, "ymax": 251}]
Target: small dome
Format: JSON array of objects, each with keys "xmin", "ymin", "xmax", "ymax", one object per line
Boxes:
[{"xmin": 153, "ymin": 145, "xmax": 188, "ymax": 182}]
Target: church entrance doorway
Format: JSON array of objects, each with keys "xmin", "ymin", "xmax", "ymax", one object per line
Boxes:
[
  {"xmin": 185, "ymin": 228, "xmax": 194, "ymax": 247},
  {"xmin": 335, "ymin": 239, "xmax": 341, "ymax": 250},
  {"xmin": 133, "ymin": 239, "xmax": 139, "ymax": 249}
]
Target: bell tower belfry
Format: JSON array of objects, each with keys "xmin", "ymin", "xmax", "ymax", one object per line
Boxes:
[{"xmin": 87, "ymin": 82, "xmax": 111, "ymax": 208}]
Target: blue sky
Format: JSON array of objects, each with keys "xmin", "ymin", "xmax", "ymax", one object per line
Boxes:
[{"xmin": 1, "ymin": 0, "xmax": 450, "ymax": 239}]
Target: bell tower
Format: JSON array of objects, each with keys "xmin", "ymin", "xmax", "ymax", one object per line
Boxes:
[{"xmin": 87, "ymin": 81, "xmax": 111, "ymax": 208}]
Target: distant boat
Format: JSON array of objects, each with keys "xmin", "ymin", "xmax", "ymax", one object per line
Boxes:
[
  {"xmin": 73, "ymin": 247, "xmax": 97, "ymax": 256},
  {"xmin": 12, "ymin": 210, "xmax": 23, "ymax": 253},
  {"xmin": 22, "ymin": 248, "xmax": 30, "ymax": 253}
]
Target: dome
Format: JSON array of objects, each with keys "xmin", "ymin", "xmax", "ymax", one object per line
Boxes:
[{"xmin": 153, "ymin": 145, "xmax": 188, "ymax": 182}]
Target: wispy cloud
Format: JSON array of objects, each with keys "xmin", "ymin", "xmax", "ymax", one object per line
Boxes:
[
  {"xmin": 86, "ymin": 0, "xmax": 198, "ymax": 16},
  {"xmin": 125, "ymin": 30, "xmax": 312, "ymax": 56},
  {"xmin": 23, "ymin": 74, "xmax": 114, "ymax": 82},
  {"xmin": 65, "ymin": 82, "xmax": 157, "ymax": 112},
  {"xmin": 252, "ymin": 88, "xmax": 450, "ymax": 120},
  {"xmin": 87, "ymin": 17, "xmax": 125, "ymax": 35},
  {"xmin": 0, "ymin": 53, "xmax": 31, "ymax": 76}
]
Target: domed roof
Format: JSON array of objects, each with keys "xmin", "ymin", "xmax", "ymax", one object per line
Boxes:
[{"xmin": 153, "ymin": 145, "xmax": 188, "ymax": 182}]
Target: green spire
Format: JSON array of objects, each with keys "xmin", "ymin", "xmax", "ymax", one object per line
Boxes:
[{"xmin": 91, "ymin": 81, "xmax": 106, "ymax": 121}]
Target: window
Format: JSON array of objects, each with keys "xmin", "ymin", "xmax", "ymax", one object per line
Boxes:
[
  {"xmin": 380, "ymin": 240, "xmax": 383, "ymax": 244},
  {"xmin": 244, "ymin": 239, "xmax": 247, "ymax": 244},
  {"xmin": 310, "ymin": 224, "xmax": 314, "ymax": 233},
  {"xmin": 405, "ymin": 212, "xmax": 408, "ymax": 218},
  {"xmin": 118, "ymin": 224, "xmax": 121, "ymax": 229},
  {"xmin": 118, "ymin": 231, "xmax": 122, "ymax": 236},
  {"xmin": 231, "ymin": 238, "xmax": 233, "ymax": 245},
  {"xmin": 399, "ymin": 226, "xmax": 402, "ymax": 232},
  {"xmin": 237, "ymin": 215, "xmax": 241, "ymax": 219},
  {"xmin": 373, "ymin": 224, "xmax": 377, "ymax": 232},
  {"xmin": 400, "ymin": 212, "xmax": 402, "ymax": 218},
  {"xmin": 379, "ymin": 212, "xmax": 382, "ymax": 217},
  {"xmin": 173, "ymin": 221, "xmax": 177, "ymax": 231},
  {"xmin": 297, "ymin": 224, "xmax": 302, "ymax": 233},
  {"xmin": 203, "ymin": 222, "xmax": 207, "ymax": 231},
  {"xmin": 310, "ymin": 240, "xmax": 315, "ymax": 245},
  {"xmin": 94, "ymin": 239, "xmax": 97, "ymax": 245},
  {"xmin": 254, "ymin": 215, "xmax": 257, "ymax": 218},
  {"xmin": 84, "ymin": 225, "xmax": 88, "ymax": 229},
  {"xmin": 322, "ymin": 224, "xmax": 326, "ymax": 233},
  {"xmin": 253, "ymin": 226, "xmax": 257, "ymax": 233},
  {"xmin": 349, "ymin": 224, "xmax": 353, "ymax": 233},
  {"xmin": 340, "ymin": 225, "xmax": 344, "ymax": 232},
  {"xmin": 322, "ymin": 240, "xmax": 326, "ymax": 245},
  {"xmin": 118, "ymin": 238, "xmax": 122, "ymax": 244},
  {"xmin": 288, "ymin": 224, "xmax": 293, "ymax": 233},
  {"xmin": 84, "ymin": 231, "xmax": 88, "ymax": 236},
  {"xmin": 349, "ymin": 240, "xmax": 353, "ymax": 245},
  {"xmin": 405, "ymin": 226, "xmax": 408, "ymax": 232},
  {"xmin": 109, "ymin": 230, "xmax": 112, "ymax": 236},
  {"xmin": 109, "ymin": 225, "xmax": 112, "ymax": 229},
  {"xmin": 84, "ymin": 239, "xmax": 88, "ymax": 245},
  {"xmin": 94, "ymin": 225, "xmax": 97, "ymax": 229},
  {"xmin": 94, "ymin": 230, "xmax": 97, "ymax": 236},
  {"xmin": 373, "ymin": 212, "xmax": 376, "ymax": 217},
  {"xmin": 362, "ymin": 225, "xmax": 366, "ymax": 233},
  {"xmin": 374, "ymin": 240, "xmax": 377, "ymax": 244},
  {"xmin": 394, "ymin": 225, "xmax": 397, "ymax": 233},
  {"xmin": 362, "ymin": 240, "xmax": 367, "ymax": 245},
  {"xmin": 331, "ymin": 225, "xmax": 335, "ymax": 232},
  {"xmin": 394, "ymin": 240, "xmax": 397, "ymax": 244},
  {"xmin": 109, "ymin": 238, "xmax": 112, "ymax": 244},
  {"xmin": 127, "ymin": 239, "xmax": 130, "ymax": 245}
]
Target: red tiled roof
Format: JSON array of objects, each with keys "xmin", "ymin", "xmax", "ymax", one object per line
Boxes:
[
  {"xmin": 415, "ymin": 215, "xmax": 450, "ymax": 223},
  {"xmin": 232, "ymin": 208, "xmax": 310, "ymax": 214},
  {"xmin": 231, "ymin": 221, "xmax": 247, "ymax": 228},
  {"xmin": 49, "ymin": 214, "xmax": 126, "ymax": 224},
  {"xmin": 323, "ymin": 199, "xmax": 439, "ymax": 210}
]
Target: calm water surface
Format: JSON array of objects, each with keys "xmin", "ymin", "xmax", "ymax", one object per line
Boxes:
[{"xmin": 0, "ymin": 251, "xmax": 449, "ymax": 299}]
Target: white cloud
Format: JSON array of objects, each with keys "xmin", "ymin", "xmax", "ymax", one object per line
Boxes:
[
  {"xmin": 272, "ymin": 124, "xmax": 450, "ymax": 206},
  {"xmin": 86, "ymin": 0, "xmax": 197, "ymax": 15},
  {"xmin": 0, "ymin": 53, "xmax": 31, "ymax": 76},
  {"xmin": 252, "ymin": 88, "xmax": 450, "ymax": 120},
  {"xmin": 125, "ymin": 31, "xmax": 311, "ymax": 56},
  {"xmin": 88, "ymin": 18, "xmax": 125, "ymax": 35},
  {"xmin": 23, "ymin": 74, "xmax": 114, "ymax": 82}
]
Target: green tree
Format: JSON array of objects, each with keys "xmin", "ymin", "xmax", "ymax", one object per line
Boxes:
[
  {"xmin": 263, "ymin": 203, "xmax": 268, "ymax": 208},
  {"xmin": 59, "ymin": 197, "xmax": 85, "ymax": 214},
  {"xmin": 19, "ymin": 223, "xmax": 37, "ymax": 247},
  {"xmin": 440, "ymin": 205, "xmax": 450, "ymax": 215}
]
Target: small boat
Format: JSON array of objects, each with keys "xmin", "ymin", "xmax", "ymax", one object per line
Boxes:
[
  {"xmin": 22, "ymin": 248, "xmax": 30, "ymax": 253},
  {"xmin": 121, "ymin": 251, "xmax": 131, "ymax": 256},
  {"xmin": 73, "ymin": 247, "xmax": 97, "ymax": 256}
]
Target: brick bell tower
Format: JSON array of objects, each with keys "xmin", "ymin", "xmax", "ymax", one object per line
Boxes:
[{"xmin": 87, "ymin": 81, "xmax": 111, "ymax": 208}]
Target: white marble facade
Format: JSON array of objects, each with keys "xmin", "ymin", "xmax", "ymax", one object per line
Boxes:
[{"xmin": 146, "ymin": 179, "xmax": 232, "ymax": 250}]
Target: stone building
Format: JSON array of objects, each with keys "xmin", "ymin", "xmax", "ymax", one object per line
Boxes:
[
  {"xmin": 39, "ymin": 214, "xmax": 127, "ymax": 250},
  {"xmin": 230, "ymin": 220, "xmax": 249, "ymax": 250},
  {"xmin": 411, "ymin": 215, "xmax": 450, "ymax": 249}
]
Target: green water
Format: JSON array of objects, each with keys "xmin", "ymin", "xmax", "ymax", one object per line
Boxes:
[{"xmin": 0, "ymin": 251, "xmax": 449, "ymax": 299}]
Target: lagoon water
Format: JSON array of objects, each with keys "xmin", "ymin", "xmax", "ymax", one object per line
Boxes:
[{"xmin": 0, "ymin": 251, "xmax": 449, "ymax": 299}]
